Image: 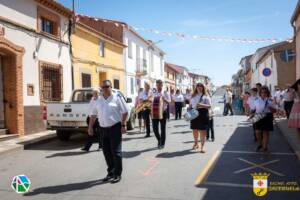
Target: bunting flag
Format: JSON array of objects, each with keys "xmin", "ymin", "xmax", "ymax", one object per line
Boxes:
[{"xmin": 76, "ymin": 14, "xmax": 291, "ymax": 44}]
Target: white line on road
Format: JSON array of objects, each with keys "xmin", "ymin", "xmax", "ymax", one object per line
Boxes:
[
  {"xmin": 222, "ymin": 150, "xmax": 295, "ymax": 156},
  {"xmin": 203, "ymin": 181, "xmax": 252, "ymax": 188}
]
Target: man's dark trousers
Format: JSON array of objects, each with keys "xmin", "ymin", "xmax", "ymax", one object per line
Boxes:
[
  {"xmin": 143, "ymin": 109, "xmax": 151, "ymax": 136},
  {"xmin": 152, "ymin": 111, "xmax": 167, "ymax": 146},
  {"xmin": 101, "ymin": 122, "xmax": 122, "ymax": 176}
]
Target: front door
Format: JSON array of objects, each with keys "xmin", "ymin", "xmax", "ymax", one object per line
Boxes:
[{"xmin": 0, "ymin": 56, "xmax": 5, "ymax": 128}]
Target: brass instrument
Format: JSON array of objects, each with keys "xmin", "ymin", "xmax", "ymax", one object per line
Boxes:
[{"xmin": 135, "ymin": 100, "xmax": 152, "ymax": 113}]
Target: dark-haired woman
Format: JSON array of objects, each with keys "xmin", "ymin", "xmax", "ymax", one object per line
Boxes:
[
  {"xmin": 288, "ymin": 79, "xmax": 300, "ymax": 141},
  {"xmin": 253, "ymin": 86, "xmax": 276, "ymax": 152},
  {"xmin": 190, "ymin": 83, "xmax": 211, "ymax": 153}
]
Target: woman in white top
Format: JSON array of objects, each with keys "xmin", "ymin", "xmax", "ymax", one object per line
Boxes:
[
  {"xmin": 173, "ymin": 89, "xmax": 184, "ymax": 120},
  {"xmin": 247, "ymin": 88, "xmax": 258, "ymax": 141},
  {"xmin": 190, "ymin": 83, "xmax": 211, "ymax": 153},
  {"xmin": 253, "ymin": 86, "xmax": 276, "ymax": 152}
]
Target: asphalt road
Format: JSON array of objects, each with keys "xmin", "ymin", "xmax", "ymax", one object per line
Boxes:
[{"xmin": 0, "ymin": 95, "xmax": 299, "ymax": 200}]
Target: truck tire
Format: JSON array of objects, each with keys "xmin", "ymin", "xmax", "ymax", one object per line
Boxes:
[
  {"xmin": 126, "ymin": 112, "xmax": 135, "ymax": 131},
  {"xmin": 56, "ymin": 130, "xmax": 71, "ymax": 141}
]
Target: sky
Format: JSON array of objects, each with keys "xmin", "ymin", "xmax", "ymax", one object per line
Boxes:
[{"xmin": 59, "ymin": 0, "xmax": 298, "ymax": 86}]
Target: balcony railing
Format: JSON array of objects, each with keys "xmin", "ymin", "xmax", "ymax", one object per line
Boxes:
[{"xmin": 136, "ymin": 58, "xmax": 148, "ymax": 76}]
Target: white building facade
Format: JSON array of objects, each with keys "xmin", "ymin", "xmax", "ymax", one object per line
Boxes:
[
  {"xmin": 0, "ymin": 0, "xmax": 73, "ymax": 135},
  {"xmin": 123, "ymin": 27, "xmax": 165, "ymax": 103}
]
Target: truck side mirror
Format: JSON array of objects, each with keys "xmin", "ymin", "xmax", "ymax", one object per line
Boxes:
[{"xmin": 126, "ymin": 98, "xmax": 132, "ymax": 103}]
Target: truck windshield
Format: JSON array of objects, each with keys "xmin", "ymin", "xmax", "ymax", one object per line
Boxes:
[{"xmin": 72, "ymin": 90, "xmax": 93, "ymax": 102}]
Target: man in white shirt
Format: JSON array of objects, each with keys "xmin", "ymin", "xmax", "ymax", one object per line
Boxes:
[
  {"xmin": 282, "ymin": 85, "xmax": 295, "ymax": 119},
  {"xmin": 89, "ymin": 80, "xmax": 129, "ymax": 183},
  {"xmin": 173, "ymin": 89, "xmax": 184, "ymax": 120},
  {"xmin": 224, "ymin": 88, "xmax": 234, "ymax": 116},
  {"xmin": 82, "ymin": 89, "xmax": 102, "ymax": 152},
  {"xmin": 152, "ymin": 79, "xmax": 171, "ymax": 149},
  {"xmin": 139, "ymin": 82, "xmax": 153, "ymax": 137}
]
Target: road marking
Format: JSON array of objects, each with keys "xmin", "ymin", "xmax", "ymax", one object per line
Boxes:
[
  {"xmin": 203, "ymin": 181, "xmax": 252, "ymax": 188},
  {"xmin": 195, "ymin": 150, "xmax": 221, "ymax": 186},
  {"xmin": 140, "ymin": 157, "xmax": 160, "ymax": 177},
  {"xmin": 222, "ymin": 150, "xmax": 295, "ymax": 156},
  {"xmin": 234, "ymin": 158, "xmax": 285, "ymax": 177}
]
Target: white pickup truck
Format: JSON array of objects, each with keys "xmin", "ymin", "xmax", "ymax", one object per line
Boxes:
[{"xmin": 44, "ymin": 88, "xmax": 135, "ymax": 141}]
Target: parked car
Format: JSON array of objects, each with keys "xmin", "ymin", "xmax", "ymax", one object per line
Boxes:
[{"xmin": 44, "ymin": 88, "xmax": 135, "ymax": 141}]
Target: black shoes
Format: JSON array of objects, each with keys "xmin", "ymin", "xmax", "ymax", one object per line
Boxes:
[
  {"xmin": 102, "ymin": 174, "xmax": 114, "ymax": 182},
  {"xmin": 145, "ymin": 135, "xmax": 150, "ymax": 138},
  {"xmin": 111, "ymin": 176, "xmax": 122, "ymax": 184},
  {"xmin": 81, "ymin": 147, "xmax": 89, "ymax": 152}
]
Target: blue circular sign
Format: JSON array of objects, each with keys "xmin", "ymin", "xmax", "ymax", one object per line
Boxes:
[{"xmin": 262, "ymin": 68, "xmax": 272, "ymax": 77}]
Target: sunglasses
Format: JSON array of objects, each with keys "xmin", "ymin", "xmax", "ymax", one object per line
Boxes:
[
  {"xmin": 101, "ymin": 85, "xmax": 111, "ymax": 89},
  {"xmin": 197, "ymin": 85, "xmax": 203, "ymax": 87}
]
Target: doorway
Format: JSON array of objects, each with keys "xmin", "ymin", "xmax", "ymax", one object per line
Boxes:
[
  {"xmin": 0, "ymin": 55, "xmax": 4, "ymax": 128},
  {"xmin": 99, "ymin": 72, "xmax": 107, "ymax": 85}
]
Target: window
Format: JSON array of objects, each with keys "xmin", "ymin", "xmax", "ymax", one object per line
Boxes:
[
  {"xmin": 72, "ymin": 90, "xmax": 93, "ymax": 102},
  {"xmin": 37, "ymin": 6, "xmax": 60, "ymax": 37},
  {"xmin": 113, "ymin": 79, "xmax": 120, "ymax": 89},
  {"xmin": 280, "ymin": 49, "xmax": 295, "ymax": 62},
  {"xmin": 130, "ymin": 77, "xmax": 134, "ymax": 95},
  {"xmin": 99, "ymin": 41, "xmax": 105, "ymax": 57},
  {"xmin": 40, "ymin": 17, "xmax": 54, "ymax": 34},
  {"xmin": 81, "ymin": 73, "xmax": 91, "ymax": 88},
  {"xmin": 40, "ymin": 62, "xmax": 62, "ymax": 102},
  {"xmin": 128, "ymin": 40, "xmax": 133, "ymax": 58},
  {"xmin": 136, "ymin": 45, "xmax": 140, "ymax": 70},
  {"xmin": 27, "ymin": 84, "xmax": 34, "ymax": 96}
]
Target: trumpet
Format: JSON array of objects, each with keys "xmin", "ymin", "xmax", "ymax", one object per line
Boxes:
[{"xmin": 135, "ymin": 100, "xmax": 152, "ymax": 113}]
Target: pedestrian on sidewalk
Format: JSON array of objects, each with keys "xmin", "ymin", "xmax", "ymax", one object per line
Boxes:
[
  {"xmin": 247, "ymin": 88, "xmax": 258, "ymax": 141},
  {"xmin": 81, "ymin": 88, "xmax": 102, "ymax": 152},
  {"xmin": 190, "ymin": 83, "xmax": 211, "ymax": 153},
  {"xmin": 151, "ymin": 80, "xmax": 171, "ymax": 149},
  {"xmin": 288, "ymin": 79, "xmax": 300, "ymax": 141},
  {"xmin": 283, "ymin": 84, "xmax": 295, "ymax": 119},
  {"xmin": 169, "ymin": 89, "xmax": 176, "ymax": 119},
  {"xmin": 135, "ymin": 88, "xmax": 145, "ymax": 133},
  {"xmin": 253, "ymin": 86, "xmax": 276, "ymax": 152},
  {"xmin": 206, "ymin": 108, "xmax": 215, "ymax": 142},
  {"xmin": 223, "ymin": 88, "xmax": 234, "ymax": 116},
  {"xmin": 173, "ymin": 89, "xmax": 184, "ymax": 120},
  {"xmin": 140, "ymin": 82, "xmax": 153, "ymax": 138},
  {"xmin": 89, "ymin": 80, "xmax": 129, "ymax": 183},
  {"xmin": 242, "ymin": 92, "xmax": 250, "ymax": 115}
]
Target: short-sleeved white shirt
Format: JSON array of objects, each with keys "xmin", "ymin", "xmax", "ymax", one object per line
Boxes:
[
  {"xmin": 139, "ymin": 90, "xmax": 153, "ymax": 101},
  {"xmin": 88, "ymin": 97, "xmax": 98, "ymax": 117},
  {"xmin": 90, "ymin": 93, "xmax": 129, "ymax": 127},
  {"xmin": 254, "ymin": 97, "xmax": 276, "ymax": 114},
  {"xmin": 173, "ymin": 94, "xmax": 184, "ymax": 102},
  {"xmin": 190, "ymin": 93, "xmax": 211, "ymax": 109},
  {"xmin": 247, "ymin": 96, "xmax": 258, "ymax": 111}
]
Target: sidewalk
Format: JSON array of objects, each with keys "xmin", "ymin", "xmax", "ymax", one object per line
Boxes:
[
  {"xmin": 0, "ymin": 131, "xmax": 56, "ymax": 155},
  {"xmin": 275, "ymin": 118, "xmax": 300, "ymax": 160}
]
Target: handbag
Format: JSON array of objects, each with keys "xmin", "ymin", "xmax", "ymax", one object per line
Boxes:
[
  {"xmin": 184, "ymin": 94, "xmax": 204, "ymax": 121},
  {"xmin": 247, "ymin": 99, "xmax": 269, "ymax": 123}
]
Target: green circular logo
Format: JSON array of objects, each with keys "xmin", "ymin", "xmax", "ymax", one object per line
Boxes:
[{"xmin": 11, "ymin": 175, "xmax": 31, "ymax": 193}]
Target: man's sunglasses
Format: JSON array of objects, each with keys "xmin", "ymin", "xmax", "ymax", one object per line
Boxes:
[{"xmin": 101, "ymin": 85, "xmax": 111, "ymax": 89}]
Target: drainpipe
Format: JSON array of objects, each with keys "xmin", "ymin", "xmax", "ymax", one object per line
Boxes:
[{"xmin": 68, "ymin": 0, "xmax": 75, "ymax": 90}]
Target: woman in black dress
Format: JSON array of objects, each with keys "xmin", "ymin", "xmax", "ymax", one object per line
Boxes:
[{"xmin": 190, "ymin": 83, "xmax": 211, "ymax": 153}]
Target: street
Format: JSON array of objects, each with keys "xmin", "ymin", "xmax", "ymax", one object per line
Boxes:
[{"xmin": 0, "ymin": 95, "xmax": 299, "ymax": 200}]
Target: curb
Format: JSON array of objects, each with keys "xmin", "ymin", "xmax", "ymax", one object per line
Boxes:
[{"xmin": 0, "ymin": 131, "xmax": 57, "ymax": 155}]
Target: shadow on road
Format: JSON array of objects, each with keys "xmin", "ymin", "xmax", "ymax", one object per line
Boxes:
[
  {"xmin": 45, "ymin": 150, "xmax": 100, "ymax": 158},
  {"xmin": 156, "ymin": 149, "xmax": 197, "ymax": 158},
  {"xmin": 123, "ymin": 147, "xmax": 158, "ymax": 158},
  {"xmin": 171, "ymin": 131, "xmax": 192, "ymax": 135},
  {"xmin": 23, "ymin": 179, "xmax": 108, "ymax": 196}
]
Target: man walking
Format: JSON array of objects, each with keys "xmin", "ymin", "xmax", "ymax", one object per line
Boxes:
[
  {"xmin": 224, "ymin": 88, "xmax": 234, "ymax": 116},
  {"xmin": 152, "ymin": 80, "xmax": 171, "ymax": 149},
  {"xmin": 89, "ymin": 80, "xmax": 129, "ymax": 183}
]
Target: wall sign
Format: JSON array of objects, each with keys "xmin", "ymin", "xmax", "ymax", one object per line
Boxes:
[{"xmin": 262, "ymin": 68, "xmax": 272, "ymax": 77}]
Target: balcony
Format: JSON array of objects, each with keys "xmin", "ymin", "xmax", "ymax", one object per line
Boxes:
[{"xmin": 136, "ymin": 58, "xmax": 148, "ymax": 76}]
